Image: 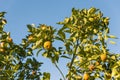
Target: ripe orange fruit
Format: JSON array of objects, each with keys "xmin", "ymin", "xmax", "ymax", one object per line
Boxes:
[
  {"xmin": 0, "ymin": 48, "xmax": 5, "ymax": 52},
  {"xmin": 100, "ymin": 53, "xmax": 107, "ymax": 61},
  {"xmin": 41, "ymin": 26, "xmax": 46, "ymax": 30},
  {"xmin": 0, "ymin": 42, "xmax": 5, "ymax": 53},
  {"xmin": 106, "ymin": 73, "xmax": 111, "ymax": 79},
  {"xmin": 28, "ymin": 36, "xmax": 33, "ymax": 41},
  {"xmin": 83, "ymin": 73, "xmax": 89, "ymax": 80},
  {"xmin": 7, "ymin": 37, "xmax": 13, "ymax": 43},
  {"xmin": 95, "ymin": 61, "xmax": 100, "ymax": 66},
  {"xmin": 88, "ymin": 65, "xmax": 95, "ymax": 71},
  {"xmin": 32, "ymin": 71, "xmax": 36, "ymax": 75},
  {"xmin": 0, "ymin": 42, "xmax": 5, "ymax": 48},
  {"xmin": 43, "ymin": 41, "xmax": 52, "ymax": 50}
]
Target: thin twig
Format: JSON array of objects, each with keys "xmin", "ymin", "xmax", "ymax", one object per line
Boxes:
[{"xmin": 54, "ymin": 62, "xmax": 66, "ymax": 80}]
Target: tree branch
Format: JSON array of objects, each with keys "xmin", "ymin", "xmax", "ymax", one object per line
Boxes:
[{"xmin": 54, "ymin": 62, "xmax": 66, "ymax": 80}]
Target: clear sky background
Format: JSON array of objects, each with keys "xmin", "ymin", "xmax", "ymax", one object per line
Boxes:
[{"xmin": 0, "ymin": 0, "xmax": 120, "ymax": 80}]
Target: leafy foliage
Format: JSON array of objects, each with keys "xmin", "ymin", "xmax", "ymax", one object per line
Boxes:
[
  {"xmin": 0, "ymin": 7, "xmax": 120, "ymax": 80},
  {"xmin": 57, "ymin": 7, "xmax": 120, "ymax": 80},
  {"xmin": 0, "ymin": 12, "xmax": 44, "ymax": 80}
]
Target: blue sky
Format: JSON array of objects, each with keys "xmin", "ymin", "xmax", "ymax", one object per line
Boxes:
[{"xmin": 1, "ymin": 0, "xmax": 120, "ymax": 80}]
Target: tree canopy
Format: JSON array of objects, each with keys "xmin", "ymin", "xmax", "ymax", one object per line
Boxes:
[{"xmin": 0, "ymin": 7, "xmax": 120, "ymax": 80}]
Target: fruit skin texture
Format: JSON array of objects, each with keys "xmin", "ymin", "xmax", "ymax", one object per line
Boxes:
[
  {"xmin": 43, "ymin": 41, "xmax": 52, "ymax": 50},
  {"xmin": 100, "ymin": 53, "xmax": 107, "ymax": 61},
  {"xmin": 83, "ymin": 73, "xmax": 89, "ymax": 80}
]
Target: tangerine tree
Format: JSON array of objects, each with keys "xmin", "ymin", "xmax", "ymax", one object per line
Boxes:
[
  {"xmin": 0, "ymin": 7, "xmax": 120, "ymax": 80},
  {"xmin": 0, "ymin": 12, "xmax": 47, "ymax": 80}
]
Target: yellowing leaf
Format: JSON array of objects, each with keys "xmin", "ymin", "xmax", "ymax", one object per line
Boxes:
[
  {"xmin": 96, "ymin": 65, "xmax": 103, "ymax": 70},
  {"xmin": 112, "ymin": 68, "xmax": 117, "ymax": 77},
  {"xmin": 109, "ymin": 41, "xmax": 116, "ymax": 44},
  {"xmin": 107, "ymin": 35, "xmax": 117, "ymax": 39},
  {"xmin": 88, "ymin": 7, "xmax": 97, "ymax": 14},
  {"xmin": 64, "ymin": 18, "xmax": 69, "ymax": 23}
]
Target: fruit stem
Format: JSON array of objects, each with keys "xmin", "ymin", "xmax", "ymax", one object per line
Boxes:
[{"xmin": 54, "ymin": 62, "xmax": 66, "ymax": 80}]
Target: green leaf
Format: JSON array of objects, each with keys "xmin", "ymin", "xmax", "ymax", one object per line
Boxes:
[
  {"xmin": 57, "ymin": 21, "xmax": 64, "ymax": 25},
  {"xmin": 27, "ymin": 24, "xmax": 33, "ymax": 31},
  {"xmin": 36, "ymin": 48, "xmax": 42, "ymax": 56},
  {"xmin": 70, "ymin": 32, "xmax": 77, "ymax": 38},
  {"xmin": 58, "ymin": 30, "xmax": 66, "ymax": 40},
  {"xmin": 88, "ymin": 7, "xmax": 98, "ymax": 14},
  {"xmin": 107, "ymin": 35, "xmax": 118, "ymax": 39},
  {"xmin": 64, "ymin": 42, "xmax": 72, "ymax": 52},
  {"xmin": 0, "ymin": 12, "xmax": 6, "ymax": 17},
  {"xmin": 55, "ymin": 36, "xmax": 64, "ymax": 42},
  {"xmin": 61, "ymin": 55, "xmax": 71, "ymax": 59},
  {"xmin": 27, "ymin": 24, "xmax": 36, "ymax": 32},
  {"xmin": 42, "ymin": 72, "xmax": 50, "ymax": 80},
  {"xmin": 64, "ymin": 29, "xmax": 71, "ymax": 33},
  {"xmin": 64, "ymin": 18, "xmax": 70, "ymax": 23},
  {"xmin": 42, "ymin": 52, "xmax": 48, "ymax": 58},
  {"xmin": 26, "ymin": 58, "xmax": 32, "ymax": 63},
  {"xmin": 32, "ymin": 40, "xmax": 42, "ymax": 49}
]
